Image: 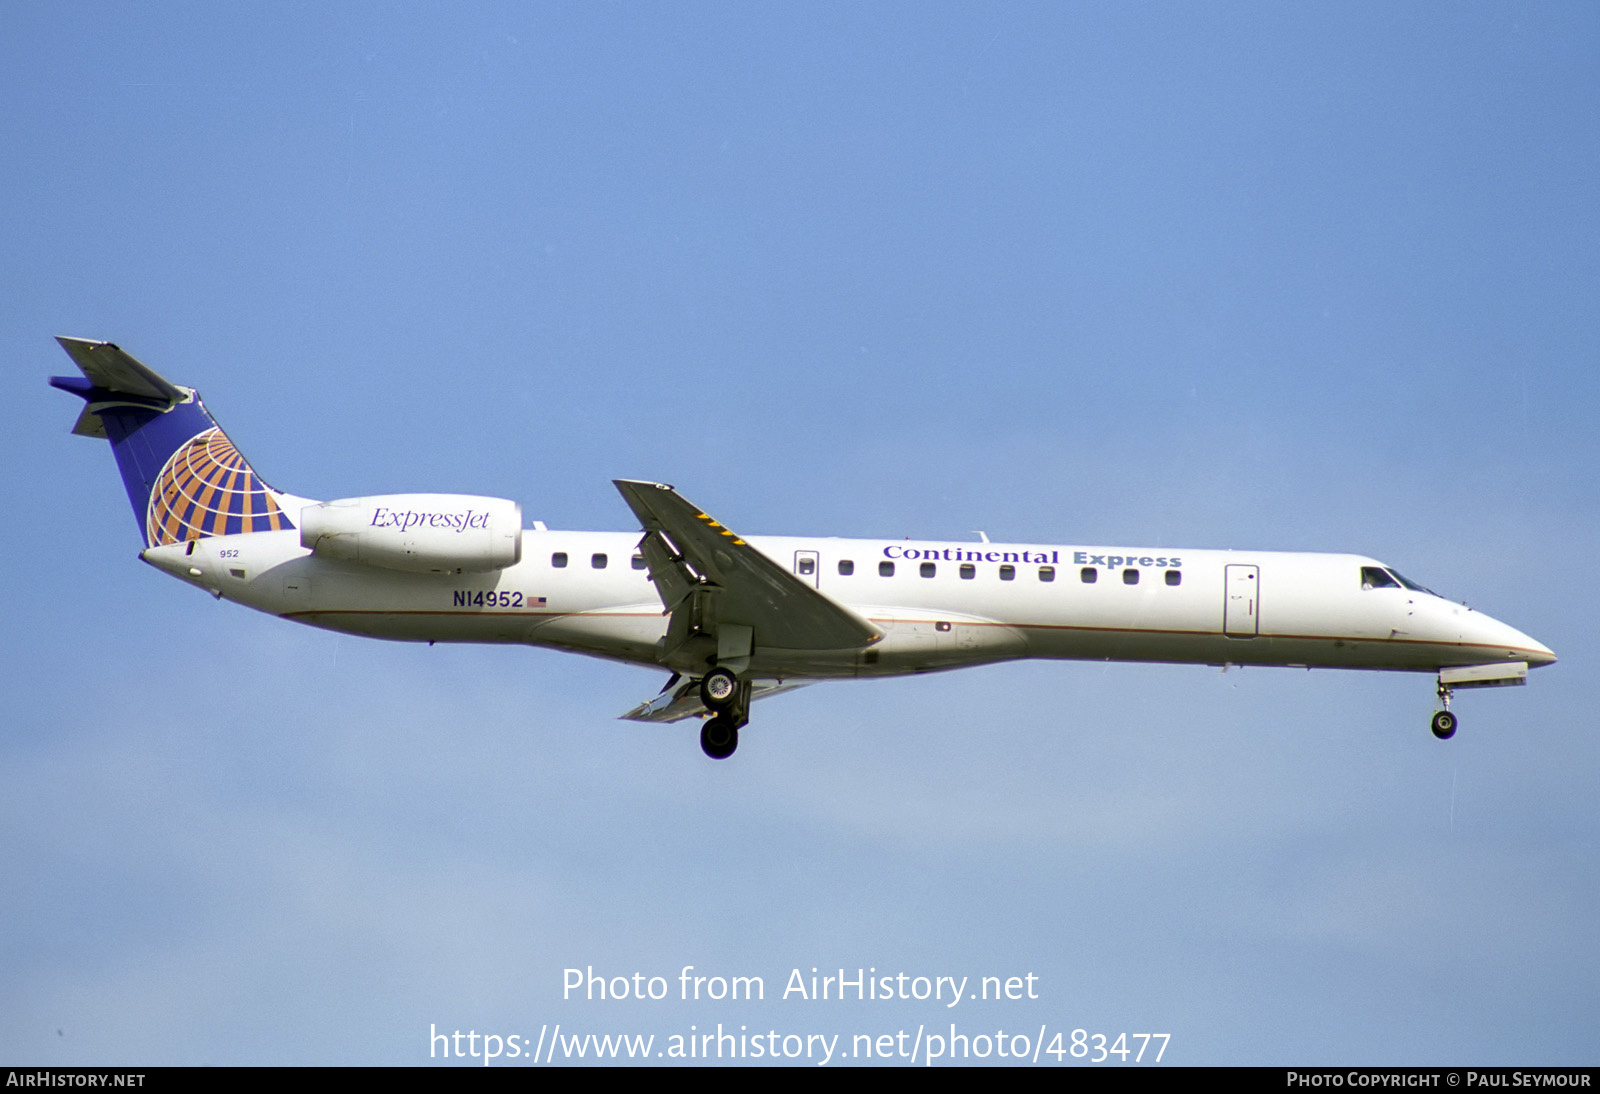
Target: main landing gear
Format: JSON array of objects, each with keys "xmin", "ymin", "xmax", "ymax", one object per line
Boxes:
[
  {"xmin": 700, "ymin": 716, "xmax": 739, "ymax": 760},
  {"xmin": 697, "ymin": 667, "xmax": 750, "ymax": 760},
  {"xmin": 1431, "ymin": 680, "xmax": 1457, "ymax": 740}
]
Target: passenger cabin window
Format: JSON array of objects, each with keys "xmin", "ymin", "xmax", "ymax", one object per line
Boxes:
[
  {"xmin": 1361, "ymin": 566, "xmax": 1400, "ymax": 590},
  {"xmin": 1038, "ymin": 566, "xmax": 1055, "ymax": 582},
  {"xmin": 1081, "ymin": 567, "xmax": 1097, "ymax": 583},
  {"xmin": 879, "ymin": 561, "xmax": 895, "ymax": 577},
  {"xmin": 839, "ymin": 560, "xmax": 855, "ymax": 576},
  {"xmin": 999, "ymin": 564, "xmax": 1015, "ymax": 581},
  {"xmin": 592, "ymin": 553, "xmax": 608, "ymax": 569},
  {"xmin": 959, "ymin": 563, "xmax": 975, "ymax": 580},
  {"xmin": 1123, "ymin": 569, "xmax": 1140, "ymax": 585},
  {"xmin": 631, "ymin": 554, "xmax": 646, "ymax": 570},
  {"xmin": 552, "ymin": 552, "xmax": 568, "ymax": 568},
  {"xmin": 1165, "ymin": 570, "xmax": 1182, "ymax": 586},
  {"xmin": 798, "ymin": 557, "xmax": 816, "ymax": 576},
  {"xmin": 920, "ymin": 562, "xmax": 936, "ymax": 578}
]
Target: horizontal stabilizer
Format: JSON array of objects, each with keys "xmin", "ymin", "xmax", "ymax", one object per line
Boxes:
[
  {"xmin": 69, "ymin": 404, "xmax": 110, "ymax": 439},
  {"xmin": 54, "ymin": 337, "xmax": 186, "ymax": 403}
]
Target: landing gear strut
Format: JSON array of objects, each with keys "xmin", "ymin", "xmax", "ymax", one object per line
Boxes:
[
  {"xmin": 697, "ymin": 669, "xmax": 752, "ymax": 760},
  {"xmin": 1431, "ymin": 681, "xmax": 1457, "ymax": 740}
]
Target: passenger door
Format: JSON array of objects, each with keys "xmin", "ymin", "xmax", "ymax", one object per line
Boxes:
[{"xmin": 1224, "ymin": 564, "xmax": 1259, "ymax": 637}]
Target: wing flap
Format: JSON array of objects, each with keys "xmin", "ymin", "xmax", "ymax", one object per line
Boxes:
[{"xmin": 636, "ymin": 525, "xmax": 697, "ymax": 612}]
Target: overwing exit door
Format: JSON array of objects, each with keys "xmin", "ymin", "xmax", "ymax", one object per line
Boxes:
[{"xmin": 794, "ymin": 550, "xmax": 820, "ymax": 588}]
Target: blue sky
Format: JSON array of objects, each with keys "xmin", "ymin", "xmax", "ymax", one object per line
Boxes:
[{"xmin": 3, "ymin": 2, "xmax": 1597, "ymax": 1066}]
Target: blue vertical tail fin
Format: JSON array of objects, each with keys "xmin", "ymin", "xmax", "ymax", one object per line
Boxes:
[{"xmin": 49, "ymin": 337, "xmax": 295, "ymax": 547}]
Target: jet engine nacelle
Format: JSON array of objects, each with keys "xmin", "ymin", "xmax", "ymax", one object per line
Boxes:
[{"xmin": 300, "ymin": 494, "xmax": 522, "ymax": 574}]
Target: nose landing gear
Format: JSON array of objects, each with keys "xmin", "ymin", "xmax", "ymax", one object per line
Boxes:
[
  {"xmin": 1431, "ymin": 679, "xmax": 1457, "ymax": 740},
  {"xmin": 1430, "ymin": 708, "xmax": 1457, "ymax": 740},
  {"xmin": 1430, "ymin": 661, "xmax": 1531, "ymax": 740}
]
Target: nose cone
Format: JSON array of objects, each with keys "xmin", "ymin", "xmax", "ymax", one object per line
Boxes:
[
  {"xmin": 1471, "ymin": 610, "xmax": 1556, "ymax": 668},
  {"xmin": 1523, "ymin": 634, "xmax": 1558, "ymax": 668}
]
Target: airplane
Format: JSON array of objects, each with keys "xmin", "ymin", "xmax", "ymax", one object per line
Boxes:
[{"xmin": 50, "ymin": 336, "xmax": 1556, "ymax": 759}]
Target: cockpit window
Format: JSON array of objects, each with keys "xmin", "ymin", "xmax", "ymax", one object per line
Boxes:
[
  {"xmin": 1388, "ymin": 570, "xmax": 1439, "ymax": 597},
  {"xmin": 1360, "ymin": 566, "xmax": 1439, "ymax": 597},
  {"xmin": 1360, "ymin": 566, "xmax": 1399, "ymax": 590}
]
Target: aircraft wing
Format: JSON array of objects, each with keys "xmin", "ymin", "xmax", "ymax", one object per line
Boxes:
[
  {"xmin": 612, "ymin": 479, "xmax": 881, "ymax": 653},
  {"xmin": 620, "ymin": 677, "xmax": 812, "ymax": 724}
]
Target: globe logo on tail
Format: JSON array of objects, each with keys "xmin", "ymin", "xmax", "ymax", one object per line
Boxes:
[{"xmin": 147, "ymin": 427, "xmax": 291, "ymax": 545}]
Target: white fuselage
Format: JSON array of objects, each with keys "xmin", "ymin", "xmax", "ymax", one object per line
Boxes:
[
  {"xmin": 142, "ymin": 524, "xmax": 1555, "ymax": 682},
  {"xmin": 51, "ymin": 336, "xmax": 1550, "ymax": 753}
]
